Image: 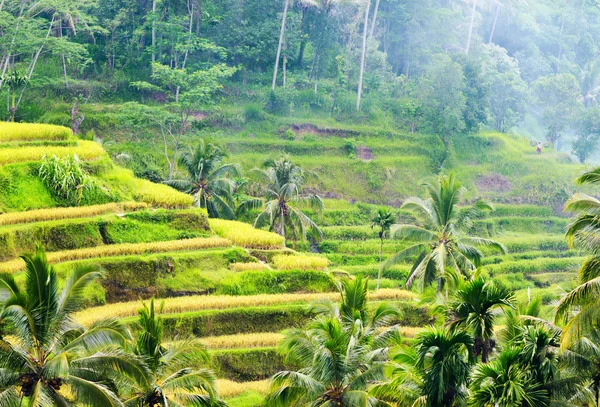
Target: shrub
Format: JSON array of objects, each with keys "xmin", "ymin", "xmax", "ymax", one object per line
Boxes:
[
  {"xmin": 243, "ymin": 104, "xmax": 264, "ymax": 122},
  {"xmin": 272, "ymin": 254, "xmax": 330, "ymax": 270},
  {"xmin": 209, "ymin": 219, "xmax": 285, "ymax": 249},
  {"xmin": 0, "ymin": 236, "xmax": 233, "ymax": 273},
  {"xmin": 0, "ymin": 122, "xmax": 72, "ymax": 141},
  {"xmin": 39, "ymin": 154, "xmax": 106, "ymax": 206},
  {"xmin": 133, "ymin": 179, "xmax": 194, "ymax": 208}
]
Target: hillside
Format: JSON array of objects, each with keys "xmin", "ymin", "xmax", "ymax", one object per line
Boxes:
[{"xmin": 0, "ymin": 121, "xmax": 587, "ymax": 405}]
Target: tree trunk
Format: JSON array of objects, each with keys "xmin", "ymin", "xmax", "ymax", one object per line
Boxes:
[
  {"xmin": 176, "ymin": 0, "xmax": 195, "ymax": 102},
  {"xmin": 357, "ymin": 0, "xmax": 370, "ymax": 111},
  {"xmin": 488, "ymin": 1, "xmax": 500, "ymax": 44},
  {"xmin": 296, "ymin": 6, "xmax": 308, "ymax": 68},
  {"xmin": 437, "ymin": 277, "xmax": 443, "ymax": 296},
  {"xmin": 377, "ymin": 237, "xmax": 383, "ymax": 290},
  {"xmin": 152, "ymin": 0, "xmax": 157, "ymax": 70},
  {"xmin": 465, "ymin": 0, "xmax": 478, "ymax": 54},
  {"xmin": 369, "ymin": 0, "xmax": 380, "ymax": 38},
  {"xmin": 272, "ymin": 0, "xmax": 290, "ymax": 91}
]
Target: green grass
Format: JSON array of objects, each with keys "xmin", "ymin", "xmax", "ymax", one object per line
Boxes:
[{"xmin": 225, "ymin": 392, "xmax": 265, "ymax": 407}]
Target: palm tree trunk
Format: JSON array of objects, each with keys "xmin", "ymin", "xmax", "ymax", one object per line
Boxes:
[
  {"xmin": 465, "ymin": 0, "xmax": 478, "ymax": 54},
  {"xmin": 488, "ymin": 1, "xmax": 500, "ymax": 44},
  {"xmin": 377, "ymin": 237, "xmax": 383, "ymax": 290},
  {"xmin": 272, "ymin": 0, "xmax": 290, "ymax": 91},
  {"xmin": 151, "ymin": 0, "xmax": 157, "ymax": 70},
  {"xmin": 437, "ymin": 277, "xmax": 443, "ymax": 295},
  {"xmin": 356, "ymin": 0, "xmax": 370, "ymax": 111}
]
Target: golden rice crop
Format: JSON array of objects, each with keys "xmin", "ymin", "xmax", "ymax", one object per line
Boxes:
[
  {"xmin": 272, "ymin": 254, "xmax": 330, "ymax": 271},
  {"xmin": 229, "ymin": 262, "xmax": 270, "ymax": 272},
  {"xmin": 0, "ymin": 237, "xmax": 232, "ymax": 274},
  {"xmin": 216, "ymin": 380, "xmax": 270, "ymax": 398},
  {"xmin": 74, "ymin": 289, "xmax": 416, "ymax": 326},
  {"xmin": 201, "ymin": 332, "xmax": 284, "ymax": 349},
  {"xmin": 0, "ymin": 140, "xmax": 105, "ymax": 165},
  {"xmin": 134, "ymin": 179, "xmax": 194, "ymax": 208},
  {"xmin": 0, "ymin": 122, "xmax": 72, "ymax": 141},
  {"xmin": 209, "ymin": 219, "xmax": 285, "ymax": 249},
  {"xmin": 0, "ymin": 202, "xmax": 146, "ymax": 226}
]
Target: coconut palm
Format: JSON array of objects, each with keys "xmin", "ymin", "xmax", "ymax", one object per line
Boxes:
[
  {"xmin": 561, "ymin": 327, "xmax": 600, "ymax": 407},
  {"xmin": 124, "ymin": 299, "xmax": 223, "ymax": 407},
  {"xmin": 470, "ymin": 347, "xmax": 550, "ymax": 407},
  {"xmin": 372, "ymin": 208, "xmax": 395, "ymax": 290},
  {"xmin": 415, "ymin": 327, "xmax": 473, "ymax": 407},
  {"xmin": 240, "ymin": 156, "xmax": 323, "ymax": 241},
  {"xmin": 0, "ymin": 246, "xmax": 147, "ymax": 407},
  {"xmin": 447, "ymin": 278, "xmax": 515, "ymax": 362},
  {"xmin": 265, "ymin": 277, "xmax": 399, "ymax": 406},
  {"xmin": 556, "ymin": 167, "xmax": 600, "ymax": 345},
  {"xmin": 384, "ymin": 174, "xmax": 506, "ymax": 293},
  {"xmin": 168, "ymin": 139, "xmax": 239, "ymax": 219}
]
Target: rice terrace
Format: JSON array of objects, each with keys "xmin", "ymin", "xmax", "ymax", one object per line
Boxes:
[{"xmin": 2, "ymin": 0, "xmax": 600, "ymax": 406}]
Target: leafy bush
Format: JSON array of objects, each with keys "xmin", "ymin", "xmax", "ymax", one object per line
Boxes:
[
  {"xmin": 0, "ymin": 122, "xmax": 72, "ymax": 141},
  {"xmin": 272, "ymin": 254, "xmax": 330, "ymax": 270},
  {"xmin": 209, "ymin": 219, "xmax": 285, "ymax": 249},
  {"xmin": 39, "ymin": 154, "xmax": 106, "ymax": 206},
  {"xmin": 244, "ymin": 104, "xmax": 264, "ymax": 122}
]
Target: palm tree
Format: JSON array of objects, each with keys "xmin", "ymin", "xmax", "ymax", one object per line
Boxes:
[
  {"xmin": 561, "ymin": 327, "xmax": 600, "ymax": 407},
  {"xmin": 557, "ymin": 167, "xmax": 600, "ymax": 346},
  {"xmin": 240, "ymin": 156, "xmax": 323, "ymax": 242},
  {"xmin": 415, "ymin": 327, "xmax": 473, "ymax": 407},
  {"xmin": 470, "ymin": 347, "xmax": 550, "ymax": 407},
  {"xmin": 0, "ymin": 246, "xmax": 147, "ymax": 406},
  {"xmin": 168, "ymin": 139, "xmax": 239, "ymax": 219},
  {"xmin": 124, "ymin": 299, "xmax": 223, "ymax": 407},
  {"xmin": 384, "ymin": 174, "xmax": 506, "ymax": 293},
  {"xmin": 372, "ymin": 208, "xmax": 395, "ymax": 290},
  {"xmin": 447, "ymin": 278, "xmax": 515, "ymax": 362},
  {"xmin": 265, "ymin": 277, "xmax": 399, "ymax": 406}
]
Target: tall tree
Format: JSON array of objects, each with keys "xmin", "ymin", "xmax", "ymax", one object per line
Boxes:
[
  {"xmin": 125, "ymin": 299, "xmax": 223, "ymax": 407},
  {"xmin": 384, "ymin": 174, "xmax": 506, "ymax": 293},
  {"xmin": 0, "ymin": 247, "xmax": 147, "ymax": 406},
  {"xmin": 356, "ymin": 0, "xmax": 370, "ymax": 111},
  {"xmin": 371, "ymin": 208, "xmax": 395, "ymax": 290},
  {"xmin": 265, "ymin": 277, "xmax": 400, "ymax": 406},
  {"xmin": 415, "ymin": 327, "xmax": 473, "ymax": 407},
  {"xmin": 448, "ymin": 278, "xmax": 515, "ymax": 362},
  {"xmin": 168, "ymin": 140, "xmax": 239, "ymax": 219},
  {"xmin": 240, "ymin": 156, "xmax": 323, "ymax": 241},
  {"xmin": 557, "ymin": 166, "xmax": 600, "ymax": 345}
]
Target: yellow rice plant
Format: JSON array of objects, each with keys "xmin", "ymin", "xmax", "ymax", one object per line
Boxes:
[
  {"xmin": 209, "ymin": 219, "xmax": 285, "ymax": 249},
  {"xmin": 216, "ymin": 380, "xmax": 270, "ymax": 398},
  {"xmin": 272, "ymin": 254, "xmax": 330, "ymax": 271},
  {"xmin": 229, "ymin": 262, "xmax": 270, "ymax": 272},
  {"xmin": 0, "ymin": 237, "xmax": 232, "ymax": 274},
  {"xmin": 0, "ymin": 202, "xmax": 146, "ymax": 226},
  {"xmin": 0, "ymin": 122, "xmax": 72, "ymax": 141},
  {"xmin": 0, "ymin": 140, "xmax": 105, "ymax": 165},
  {"xmin": 201, "ymin": 332, "xmax": 284, "ymax": 349},
  {"xmin": 74, "ymin": 289, "xmax": 416, "ymax": 326},
  {"xmin": 134, "ymin": 179, "xmax": 194, "ymax": 208}
]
